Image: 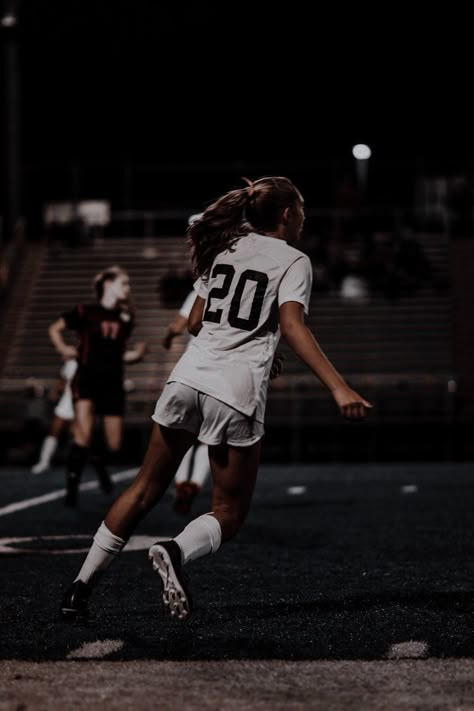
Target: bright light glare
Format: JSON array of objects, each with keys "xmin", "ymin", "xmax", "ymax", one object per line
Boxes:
[
  {"xmin": 352, "ymin": 144, "xmax": 371, "ymax": 160},
  {"xmin": 1, "ymin": 13, "xmax": 17, "ymax": 27}
]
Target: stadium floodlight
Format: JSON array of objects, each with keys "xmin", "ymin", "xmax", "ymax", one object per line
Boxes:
[
  {"xmin": 1, "ymin": 14, "xmax": 17, "ymax": 27},
  {"xmin": 1, "ymin": 0, "xmax": 19, "ymax": 27},
  {"xmin": 352, "ymin": 144, "xmax": 372, "ymax": 160}
]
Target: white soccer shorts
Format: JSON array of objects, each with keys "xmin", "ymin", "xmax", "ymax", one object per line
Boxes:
[{"xmin": 152, "ymin": 382, "xmax": 264, "ymax": 447}]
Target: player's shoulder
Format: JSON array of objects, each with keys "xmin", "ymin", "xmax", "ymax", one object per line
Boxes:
[
  {"xmin": 251, "ymin": 233, "xmax": 308, "ymax": 266},
  {"xmin": 64, "ymin": 302, "xmax": 89, "ymax": 316}
]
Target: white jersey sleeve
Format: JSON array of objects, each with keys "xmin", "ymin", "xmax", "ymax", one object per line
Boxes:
[
  {"xmin": 179, "ymin": 290, "xmax": 198, "ymax": 319},
  {"xmin": 278, "ymin": 256, "xmax": 313, "ymax": 314},
  {"xmin": 194, "ymin": 277, "xmax": 208, "ymax": 300}
]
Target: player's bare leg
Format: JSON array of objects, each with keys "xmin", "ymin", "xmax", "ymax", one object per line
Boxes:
[
  {"xmin": 106, "ymin": 424, "xmax": 197, "ymax": 538},
  {"xmin": 61, "ymin": 423, "xmax": 196, "ymax": 620},
  {"xmin": 63, "ymin": 399, "xmax": 94, "ymax": 506},
  {"xmin": 90, "ymin": 415, "xmax": 124, "ymax": 494},
  {"xmin": 149, "ymin": 440, "xmax": 261, "ymax": 620}
]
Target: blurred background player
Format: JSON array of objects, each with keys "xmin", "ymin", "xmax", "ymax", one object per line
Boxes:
[
  {"xmin": 162, "ymin": 211, "xmax": 210, "ymax": 515},
  {"xmin": 31, "ymin": 358, "xmax": 77, "ymax": 474},
  {"xmin": 48, "ymin": 266, "xmax": 147, "ymax": 506},
  {"xmin": 163, "ymin": 287, "xmax": 211, "ymax": 514}
]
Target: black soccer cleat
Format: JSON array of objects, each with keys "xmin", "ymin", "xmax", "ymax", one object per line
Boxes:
[
  {"xmin": 60, "ymin": 580, "xmax": 90, "ymax": 621},
  {"xmin": 148, "ymin": 540, "xmax": 192, "ymax": 620},
  {"xmin": 96, "ymin": 467, "xmax": 114, "ymax": 494}
]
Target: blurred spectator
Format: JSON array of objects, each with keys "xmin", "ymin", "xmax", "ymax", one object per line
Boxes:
[
  {"xmin": 7, "ymin": 378, "xmax": 48, "ymax": 464},
  {"xmin": 365, "ymin": 226, "xmax": 432, "ymax": 300},
  {"xmin": 338, "ymin": 248, "xmax": 370, "ymax": 303},
  {"xmin": 334, "ymin": 174, "xmax": 358, "ymax": 211},
  {"xmin": 446, "ymin": 175, "xmax": 473, "ymax": 238},
  {"xmin": 159, "ymin": 269, "xmax": 194, "ymax": 309}
]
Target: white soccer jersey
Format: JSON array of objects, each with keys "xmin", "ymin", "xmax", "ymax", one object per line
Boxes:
[
  {"xmin": 179, "ymin": 290, "xmax": 198, "ymax": 320},
  {"xmin": 168, "ymin": 232, "xmax": 312, "ymax": 422}
]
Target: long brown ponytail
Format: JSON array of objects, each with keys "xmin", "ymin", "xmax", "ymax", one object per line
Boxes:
[
  {"xmin": 187, "ymin": 176, "xmax": 302, "ymax": 278},
  {"xmin": 187, "ymin": 189, "xmax": 250, "ymax": 279}
]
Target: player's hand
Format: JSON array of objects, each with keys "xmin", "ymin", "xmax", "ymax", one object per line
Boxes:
[
  {"xmin": 270, "ymin": 351, "xmax": 286, "ymax": 380},
  {"xmin": 60, "ymin": 345, "xmax": 78, "ymax": 360},
  {"xmin": 162, "ymin": 331, "xmax": 175, "ymax": 350},
  {"xmin": 332, "ymin": 385, "xmax": 373, "ymax": 420},
  {"xmin": 135, "ymin": 341, "xmax": 148, "ymax": 358}
]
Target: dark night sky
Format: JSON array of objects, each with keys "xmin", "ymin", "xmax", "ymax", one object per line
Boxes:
[
  {"xmin": 9, "ymin": 1, "xmax": 471, "ymax": 160},
  {"xmin": 2, "ymin": 0, "xmax": 474, "ymax": 214}
]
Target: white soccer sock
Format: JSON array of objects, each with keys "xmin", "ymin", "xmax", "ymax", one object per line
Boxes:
[
  {"xmin": 174, "ymin": 446, "xmax": 193, "ymax": 484},
  {"xmin": 74, "ymin": 521, "xmax": 126, "ymax": 586},
  {"xmin": 37, "ymin": 436, "xmax": 58, "ymax": 466},
  {"xmin": 174, "ymin": 513, "xmax": 222, "ymax": 565},
  {"xmin": 190, "ymin": 443, "xmax": 211, "ymax": 488}
]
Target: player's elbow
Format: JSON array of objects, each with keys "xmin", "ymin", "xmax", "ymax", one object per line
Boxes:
[
  {"xmin": 48, "ymin": 322, "xmax": 59, "ymax": 341},
  {"xmin": 280, "ymin": 319, "xmax": 299, "ymax": 342},
  {"xmin": 188, "ymin": 319, "xmax": 202, "ymax": 337}
]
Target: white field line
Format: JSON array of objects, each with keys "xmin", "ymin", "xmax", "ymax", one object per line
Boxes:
[{"xmin": 0, "ymin": 468, "xmax": 138, "ymax": 518}]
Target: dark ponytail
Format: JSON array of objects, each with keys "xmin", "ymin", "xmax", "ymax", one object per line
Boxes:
[
  {"xmin": 187, "ymin": 176, "xmax": 302, "ymax": 279},
  {"xmin": 187, "ymin": 189, "xmax": 250, "ymax": 279}
]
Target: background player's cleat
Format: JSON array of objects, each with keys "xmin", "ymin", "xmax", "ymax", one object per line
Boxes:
[
  {"xmin": 173, "ymin": 481, "xmax": 200, "ymax": 515},
  {"xmin": 60, "ymin": 580, "xmax": 90, "ymax": 621},
  {"xmin": 96, "ymin": 467, "xmax": 114, "ymax": 494},
  {"xmin": 64, "ymin": 473, "xmax": 79, "ymax": 506},
  {"xmin": 148, "ymin": 540, "xmax": 192, "ymax": 620}
]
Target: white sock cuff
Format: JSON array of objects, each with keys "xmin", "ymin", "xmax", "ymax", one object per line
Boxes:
[
  {"xmin": 93, "ymin": 521, "xmax": 126, "ymax": 555},
  {"xmin": 199, "ymin": 513, "xmax": 222, "ymax": 554}
]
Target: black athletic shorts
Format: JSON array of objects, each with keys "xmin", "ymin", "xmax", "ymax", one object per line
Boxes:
[{"xmin": 72, "ymin": 370, "xmax": 125, "ymax": 416}]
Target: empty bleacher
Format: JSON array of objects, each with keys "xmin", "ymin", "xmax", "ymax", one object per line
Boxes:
[{"xmin": 0, "ymin": 230, "xmax": 455, "ymax": 460}]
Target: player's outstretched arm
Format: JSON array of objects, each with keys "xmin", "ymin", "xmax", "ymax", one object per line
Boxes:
[
  {"xmin": 49, "ymin": 318, "xmax": 78, "ymax": 361},
  {"xmin": 279, "ymin": 301, "xmax": 372, "ymax": 420},
  {"xmin": 162, "ymin": 314, "xmax": 188, "ymax": 349},
  {"xmin": 123, "ymin": 341, "xmax": 148, "ymax": 363}
]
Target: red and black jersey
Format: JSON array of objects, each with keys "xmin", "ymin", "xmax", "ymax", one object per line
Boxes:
[{"xmin": 62, "ymin": 304, "xmax": 134, "ymax": 379}]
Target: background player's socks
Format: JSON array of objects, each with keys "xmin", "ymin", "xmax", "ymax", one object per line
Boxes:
[
  {"xmin": 174, "ymin": 446, "xmax": 193, "ymax": 485},
  {"xmin": 90, "ymin": 445, "xmax": 115, "ymax": 494},
  {"xmin": 190, "ymin": 443, "xmax": 210, "ymax": 488},
  {"xmin": 64, "ymin": 443, "xmax": 88, "ymax": 506},
  {"xmin": 31, "ymin": 435, "xmax": 58, "ymax": 474},
  {"xmin": 174, "ymin": 513, "xmax": 222, "ymax": 564}
]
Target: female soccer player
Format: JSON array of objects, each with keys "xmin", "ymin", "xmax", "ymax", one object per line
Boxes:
[
  {"xmin": 49, "ymin": 266, "xmax": 146, "ymax": 506},
  {"xmin": 60, "ymin": 177, "xmax": 371, "ymax": 621}
]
